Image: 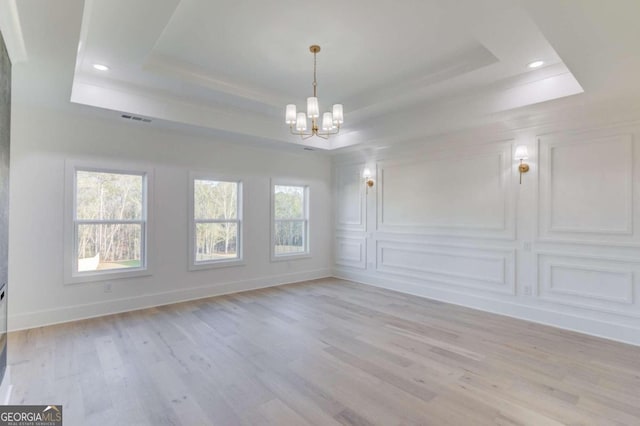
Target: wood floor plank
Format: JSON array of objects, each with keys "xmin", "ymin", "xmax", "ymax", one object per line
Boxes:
[{"xmin": 7, "ymin": 278, "xmax": 640, "ymax": 425}]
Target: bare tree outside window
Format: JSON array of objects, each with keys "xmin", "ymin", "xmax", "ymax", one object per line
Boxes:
[
  {"xmin": 75, "ymin": 170, "xmax": 145, "ymax": 272},
  {"xmin": 193, "ymin": 180, "xmax": 240, "ymax": 263},
  {"xmin": 274, "ymin": 185, "xmax": 308, "ymax": 256}
]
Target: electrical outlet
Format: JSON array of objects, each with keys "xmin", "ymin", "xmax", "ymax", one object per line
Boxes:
[
  {"xmin": 104, "ymin": 282, "xmax": 112, "ymax": 293},
  {"xmin": 523, "ymin": 285, "xmax": 532, "ymax": 296},
  {"xmin": 523, "ymin": 241, "xmax": 532, "ymax": 251}
]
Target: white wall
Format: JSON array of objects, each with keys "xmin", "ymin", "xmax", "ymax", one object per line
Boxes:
[
  {"xmin": 333, "ymin": 114, "xmax": 640, "ymax": 346},
  {"xmin": 10, "ymin": 89, "xmax": 640, "ymax": 348},
  {"xmin": 8, "ymin": 105, "xmax": 332, "ymax": 330}
]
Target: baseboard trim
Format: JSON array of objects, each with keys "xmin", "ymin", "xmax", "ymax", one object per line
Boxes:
[
  {"xmin": 9, "ymin": 269, "xmax": 332, "ymax": 331},
  {"xmin": 333, "ymin": 268, "xmax": 640, "ymax": 347},
  {"xmin": 11, "ymin": 267, "xmax": 639, "ymax": 348}
]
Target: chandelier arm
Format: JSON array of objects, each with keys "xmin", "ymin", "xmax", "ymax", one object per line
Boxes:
[
  {"xmin": 289, "ymin": 127, "xmax": 313, "ymax": 138},
  {"xmin": 316, "ymin": 127, "xmax": 340, "ymax": 137}
]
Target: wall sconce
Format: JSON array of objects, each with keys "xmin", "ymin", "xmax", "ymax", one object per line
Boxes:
[
  {"xmin": 363, "ymin": 167, "xmax": 374, "ymax": 192},
  {"xmin": 514, "ymin": 145, "xmax": 529, "ymax": 184}
]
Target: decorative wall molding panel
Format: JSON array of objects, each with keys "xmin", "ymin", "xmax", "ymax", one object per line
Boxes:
[
  {"xmin": 376, "ymin": 240, "xmax": 516, "ymax": 295},
  {"xmin": 335, "ymin": 237, "xmax": 366, "ymax": 269},
  {"xmin": 376, "ymin": 141, "xmax": 515, "ymax": 239},
  {"xmin": 333, "ymin": 120, "xmax": 640, "ymax": 345},
  {"xmin": 538, "ymin": 131, "xmax": 639, "ymax": 246},
  {"xmin": 335, "ymin": 164, "xmax": 366, "ymax": 232},
  {"xmin": 536, "ymin": 252, "xmax": 640, "ymax": 317}
]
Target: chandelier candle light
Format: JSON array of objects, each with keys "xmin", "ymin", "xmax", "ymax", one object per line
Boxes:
[{"xmin": 285, "ymin": 45, "xmax": 344, "ymax": 140}]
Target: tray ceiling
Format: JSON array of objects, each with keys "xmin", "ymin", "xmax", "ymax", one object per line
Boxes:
[{"xmin": 18, "ymin": 0, "xmax": 640, "ymax": 150}]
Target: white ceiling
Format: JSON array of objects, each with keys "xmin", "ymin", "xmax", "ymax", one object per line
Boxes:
[{"xmin": 2, "ymin": 0, "xmax": 640, "ymax": 152}]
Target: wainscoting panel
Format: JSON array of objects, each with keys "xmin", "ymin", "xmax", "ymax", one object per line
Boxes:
[
  {"xmin": 376, "ymin": 240, "xmax": 516, "ymax": 295},
  {"xmin": 376, "ymin": 141, "xmax": 515, "ymax": 239},
  {"xmin": 537, "ymin": 252, "xmax": 640, "ymax": 317},
  {"xmin": 538, "ymin": 132, "xmax": 639, "ymax": 246},
  {"xmin": 335, "ymin": 237, "xmax": 366, "ymax": 269},
  {"xmin": 333, "ymin": 121, "xmax": 640, "ymax": 345},
  {"xmin": 335, "ymin": 164, "xmax": 365, "ymax": 232}
]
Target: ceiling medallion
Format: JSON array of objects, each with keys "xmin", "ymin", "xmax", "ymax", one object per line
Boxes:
[{"xmin": 285, "ymin": 45, "xmax": 343, "ymax": 140}]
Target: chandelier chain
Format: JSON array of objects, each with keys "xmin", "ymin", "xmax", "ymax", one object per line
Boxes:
[{"xmin": 313, "ymin": 50, "xmax": 317, "ymax": 97}]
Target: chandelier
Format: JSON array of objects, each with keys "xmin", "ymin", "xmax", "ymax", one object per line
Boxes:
[{"xmin": 285, "ymin": 45, "xmax": 343, "ymax": 140}]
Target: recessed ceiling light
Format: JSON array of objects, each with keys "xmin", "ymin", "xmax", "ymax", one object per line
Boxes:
[
  {"xmin": 93, "ymin": 64, "xmax": 110, "ymax": 71},
  {"xmin": 527, "ymin": 60, "xmax": 544, "ymax": 69}
]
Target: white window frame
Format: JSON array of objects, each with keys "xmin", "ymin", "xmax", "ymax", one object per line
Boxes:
[
  {"xmin": 64, "ymin": 160, "xmax": 154, "ymax": 284},
  {"xmin": 188, "ymin": 172, "xmax": 245, "ymax": 270},
  {"xmin": 271, "ymin": 180, "xmax": 310, "ymax": 261}
]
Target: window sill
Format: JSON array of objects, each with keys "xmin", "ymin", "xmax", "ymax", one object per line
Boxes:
[
  {"xmin": 189, "ymin": 259, "xmax": 246, "ymax": 271},
  {"xmin": 270, "ymin": 253, "xmax": 311, "ymax": 262},
  {"xmin": 65, "ymin": 268, "xmax": 152, "ymax": 285}
]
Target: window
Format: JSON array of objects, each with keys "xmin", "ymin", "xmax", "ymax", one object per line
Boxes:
[
  {"xmin": 65, "ymin": 163, "xmax": 152, "ymax": 283},
  {"xmin": 272, "ymin": 184, "xmax": 309, "ymax": 259},
  {"xmin": 189, "ymin": 175, "xmax": 243, "ymax": 269}
]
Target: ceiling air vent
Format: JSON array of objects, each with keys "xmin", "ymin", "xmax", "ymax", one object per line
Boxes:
[{"xmin": 121, "ymin": 114, "xmax": 152, "ymax": 123}]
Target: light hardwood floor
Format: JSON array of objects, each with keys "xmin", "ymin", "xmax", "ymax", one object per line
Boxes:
[{"xmin": 8, "ymin": 278, "xmax": 640, "ymax": 425}]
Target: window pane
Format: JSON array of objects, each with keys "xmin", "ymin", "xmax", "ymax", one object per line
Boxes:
[
  {"xmin": 77, "ymin": 224, "xmax": 142, "ymax": 271},
  {"xmin": 274, "ymin": 185, "xmax": 304, "ymax": 219},
  {"xmin": 195, "ymin": 222, "xmax": 238, "ymax": 262},
  {"xmin": 76, "ymin": 171, "xmax": 143, "ymax": 220},
  {"xmin": 274, "ymin": 220, "xmax": 305, "ymax": 255},
  {"xmin": 194, "ymin": 180, "xmax": 238, "ymax": 220}
]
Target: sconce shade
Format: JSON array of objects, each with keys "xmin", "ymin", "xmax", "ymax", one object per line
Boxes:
[
  {"xmin": 307, "ymin": 97, "xmax": 319, "ymax": 118},
  {"xmin": 332, "ymin": 104, "xmax": 344, "ymax": 124},
  {"xmin": 514, "ymin": 145, "xmax": 529, "ymax": 160},
  {"xmin": 296, "ymin": 112, "xmax": 307, "ymax": 131},
  {"xmin": 322, "ymin": 112, "xmax": 334, "ymax": 131},
  {"xmin": 362, "ymin": 167, "xmax": 372, "ymax": 179},
  {"xmin": 285, "ymin": 104, "xmax": 297, "ymax": 124}
]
